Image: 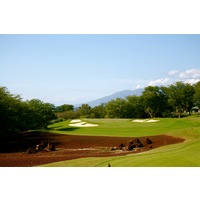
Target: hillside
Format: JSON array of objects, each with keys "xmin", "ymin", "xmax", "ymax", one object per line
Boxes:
[{"xmin": 77, "ymin": 88, "xmax": 143, "ymax": 107}]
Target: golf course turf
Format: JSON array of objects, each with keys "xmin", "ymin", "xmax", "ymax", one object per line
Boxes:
[{"xmin": 0, "ymin": 117, "xmax": 200, "ymax": 167}]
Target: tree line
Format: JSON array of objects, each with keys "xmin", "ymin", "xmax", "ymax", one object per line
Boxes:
[
  {"xmin": 54, "ymin": 81, "xmax": 200, "ymax": 119},
  {"xmin": 73, "ymin": 81, "xmax": 200, "ymax": 119},
  {"xmin": 1, "ymin": 81, "xmax": 200, "ymax": 137}
]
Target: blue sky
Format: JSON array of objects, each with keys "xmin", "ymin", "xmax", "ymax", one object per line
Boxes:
[{"xmin": 0, "ymin": 34, "xmax": 200, "ymax": 105}]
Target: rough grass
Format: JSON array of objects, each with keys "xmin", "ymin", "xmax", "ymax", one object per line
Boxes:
[{"xmin": 39, "ymin": 116, "xmax": 200, "ymax": 167}]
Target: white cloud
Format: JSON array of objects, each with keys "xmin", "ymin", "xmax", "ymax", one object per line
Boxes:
[
  {"xmin": 131, "ymin": 68, "xmax": 200, "ymax": 91},
  {"xmin": 135, "ymin": 84, "xmax": 144, "ymax": 89},
  {"xmin": 168, "ymin": 70, "xmax": 179, "ymax": 76},
  {"xmin": 183, "ymin": 79, "xmax": 200, "ymax": 85},
  {"xmin": 147, "ymin": 78, "xmax": 171, "ymax": 86},
  {"xmin": 179, "ymin": 69, "xmax": 200, "ymax": 79}
]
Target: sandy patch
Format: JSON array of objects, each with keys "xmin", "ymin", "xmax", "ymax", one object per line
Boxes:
[
  {"xmin": 70, "ymin": 119, "xmax": 82, "ymax": 123},
  {"xmin": 132, "ymin": 119, "xmax": 148, "ymax": 123},
  {"xmin": 146, "ymin": 119, "xmax": 159, "ymax": 123},
  {"xmin": 132, "ymin": 119, "xmax": 159, "ymax": 123},
  {"xmin": 69, "ymin": 120, "xmax": 99, "ymax": 127}
]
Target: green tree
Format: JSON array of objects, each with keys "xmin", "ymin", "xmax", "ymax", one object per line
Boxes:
[
  {"xmin": 90, "ymin": 104, "xmax": 106, "ymax": 118},
  {"xmin": 0, "ymin": 87, "xmax": 21, "ymax": 136},
  {"xmin": 168, "ymin": 82, "xmax": 185, "ymax": 118},
  {"xmin": 0, "ymin": 86, "xmax": 57, "ymax": 138},
  {"xmin": 141, "ymin": 86, "xmax": 169, "ymax": 118},
  {"xmin": 56, "ymin": 104, "xmax": 74, "ymax": 112},
  {"xmin": 182, "ymin": 83, "xmax": 195, "ymax": 115},
  {"xmin": 168, "ymin": 82, "xmax": 195, "ymax": 118},
  {"xmin": 28, "ymin": 99, "xmax": 56, "ymax": 128},
  {"xmin": 126, "ymin": 95, "xmax": 146, "ymax": 118},
  {"xmin": 0, "ymin": 87, "xmax": 34, "ymax": 137},
  {"xmin": 77, "ymin": 104, "xmax": 91, "ymax": 118},
  {"xmin": 194, "ymin": 81, "xmax": 200, "ymax": 107},
  {"xmin": 56, "ymin": 110, "xmax": 80, "ymax": 120},
  {"xmin": 105, "ymin": 98, "xmax": 128, "ymax": 118}
]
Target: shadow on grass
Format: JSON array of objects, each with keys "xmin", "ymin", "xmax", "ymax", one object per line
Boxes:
[
  {"xmin": 48, "ymin": 124, "xmax": 63, "ymax": 129},
  {"xmin": 47, "ymin": 127, "xmax": 79, "ymax": 132},
  {"xmin": 0, "ymin": 127, "xmax": 79, "ymax": 153}
]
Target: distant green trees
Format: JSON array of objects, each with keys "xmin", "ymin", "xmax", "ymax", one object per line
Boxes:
[
  {"xmin": 100, "ymin": 82, "xmax": 200, "ymax": 118},
  {"xmin": 54, "ymin": 104, "xmax": 78, "ymax": 120},
  {"xmin": 55, "ymin": 104, "xmax": 74, "ymax": 112},
  {"xmin": 104, "ymin": 81, "xmax": 199, "ymax": 119},
  {"xmin": 54, "ymin": 81, "xmax": 199, "ymax": 120},
  {"xmin": 77, "ymin": 104, "xmax": 92, "ymax": 118},
  {"xmin": 55, "ymin": 103, "xmax": 106, "ymax": 119},
  {"xmin": 90, "ymin": 104, "xmax": 106, "ymax": 118},
  {"xmin": 105, "ymin": 98, "xmax": 128, "ymax": 118}
]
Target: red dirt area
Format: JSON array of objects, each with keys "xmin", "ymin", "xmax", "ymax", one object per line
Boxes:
[{"xmin": 0, "ymin": 131, "xmax": 184, "ymax": 167}]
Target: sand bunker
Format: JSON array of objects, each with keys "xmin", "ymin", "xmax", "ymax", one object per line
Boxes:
[
  {"xmin": 69, "ymin": 120, "xmax": 99, "ymax": 127},
  {"xmin": 70, "ymin": 119, "xmax": 82, "ymax": 123},
  {"xmin": 147, "ymin": 119, "xmax": 159, "ymax": 123},
  {"xmin": 132, "ymin": 119, "xmax": 159, "ymax": 123}
]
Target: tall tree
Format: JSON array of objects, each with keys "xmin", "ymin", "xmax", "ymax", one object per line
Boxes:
[
  {"xmin": 90, "ymin": 104, "xmax": 106, "ymax": 118},
  {"xmin": 126, "ymin": 95, "xmax": 146, "ymax": 118},
  {"xmin": 168, "ymin": 82, "xmax": 195, "ymax": 118},
  {"xmin": 105, "ymin": 98, "xmax": 128, "ymax": 118},
  {"xmin": 0, "ymin": 87, "xmax": 37, "ymax": 136},
  {"xmin": 194, "ymin": 81, "xmax": 200, "ymax": 107},
  {"xmin": 182, "ymin": 83, "xmax": 195, "ymax": 115},
  {"xmin": 77, "ymin": 104, "xmax": 91, "ymax": 118},
  {"xmin": 28, "ymin": 99, "xmax": 56, "ymax": 128},
  {"xmin": 141, "ymin": 86, "xmax": 168, "ymax": 118},
  {"xmin": 0, "ymin": 87, "xmax": 22, "ymax": 136}
]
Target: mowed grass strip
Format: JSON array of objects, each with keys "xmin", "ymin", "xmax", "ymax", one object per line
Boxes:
[
  {"xmin": 47, "ymin": 117, "xmax": 200, "ymax": 138},
  {"xmin": 40, "ymin": 117, "xmax": 200, "ymax": 167}
]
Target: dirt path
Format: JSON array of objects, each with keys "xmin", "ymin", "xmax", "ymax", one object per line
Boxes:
[{"xmin": 0, "ymin": 132, "xmax": 184, "ymax": 167}]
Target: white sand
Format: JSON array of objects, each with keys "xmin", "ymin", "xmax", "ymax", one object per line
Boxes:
[
  {"xmin": 69, "ymin": 120, "xmax": 99, "ymax": 127},
  {"xmin": 146, "ymin": 119, "xmax": 159, "ymax": 123},
  {"xmin": 70, "ymin": 119, "xmax": 82, "ymax": 123},
  {"xmin": 132, "ymin": 119, "xmax": 159, "ymax": 123},
  {"xmin": 132, "ymin": 119, "xmax": 148, "ymax": 123}
]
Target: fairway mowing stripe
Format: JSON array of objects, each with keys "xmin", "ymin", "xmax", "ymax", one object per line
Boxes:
[
  {"xmin": 95, "ymin": 156, "xmax": 124, "ymax": 167},
  {"xmin": 94, "ymin": 152, "xmax": 145, "ymax": 167},
  {"xmin": 95, "ymin": 141, "xmax": 195, "ymax": 167}
]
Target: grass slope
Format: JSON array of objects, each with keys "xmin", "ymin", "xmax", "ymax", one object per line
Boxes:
[{"xmin": 41, "ymin": 116, "xmax": 200, "ymax": 167}]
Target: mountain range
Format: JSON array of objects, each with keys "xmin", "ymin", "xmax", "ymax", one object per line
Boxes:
[{"xmin": 75, "ymin": 88, "xmax": 143, "ymax": 107}]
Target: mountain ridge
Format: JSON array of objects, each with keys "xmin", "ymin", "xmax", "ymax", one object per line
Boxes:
[{"xmin": 75, "ymin": 88, "xmax": 143, "ymax": 107}]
